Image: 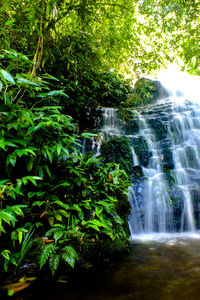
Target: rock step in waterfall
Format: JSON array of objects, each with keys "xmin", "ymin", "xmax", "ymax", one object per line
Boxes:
[{"xmin": 91, "ymin": 75, "xmax": 200, "ymax": 235}]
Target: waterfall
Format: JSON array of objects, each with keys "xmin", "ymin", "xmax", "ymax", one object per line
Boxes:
[
  {"xmin": 135, "ymin": 113, "xmax": 173, "ymax": 233},
  {"xmin": 94, "ymin": 72, "xmax": 200, "ymax": 236},
  {"xmin": 101, "ymin": 108, "xmax": 122, "ymax": 136}
]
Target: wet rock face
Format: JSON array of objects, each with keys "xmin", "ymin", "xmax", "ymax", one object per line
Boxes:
[
  {"xmin": 170, "ymin": 189, "xmax": 184, "ymax": 231},
  {"xmin": 131, "ymin": 137, "xmax": 152, "ymax": 167},
  {"xmin": 133, "ymin": 78, "xmax": 170, "ymax": 105},
  {"xmin": 191, "ymin": 188, "xmax": 200, "ymax": 228},
  {"xmin": 124, "ymin": 117, "xmax": 140, "ymax": 135},
  {"xmin": 129, "ymin": 99, "xmax": 200, "ymax": 232},
  {"xmin": 132, "ymin": 166, "xmax": 143, "ymax": 178},
  {"xmin": 141, "ymin": 101, "xmax": 174, "ymax": 172},
  {"xmin": 84, "ymin": 95, "xmax": 200, "ymax": 233},
  {"xmin": 148, "ymin": 118, "xmax": 168, "ymax": 140},
  {"xmin": 151, "ymin": 80, "xmax": 170, "ymax": 101}
]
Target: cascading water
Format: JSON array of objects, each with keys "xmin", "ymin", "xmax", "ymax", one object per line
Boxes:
[
  {"xmin": 95, "ymin": 71, "xmax": 200, "ymax": 236},
  {"xmin": 131, "ymin": 113, "xmax": 173, "ymax": 234}
]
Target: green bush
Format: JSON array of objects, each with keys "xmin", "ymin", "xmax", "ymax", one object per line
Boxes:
[
  {"xmin": 100, "ymin": 137, "xmax": 132, "ymax": 229},
  {"xmin": 0, "ymin": 50, "xmax": 131, "ymax": 277}
]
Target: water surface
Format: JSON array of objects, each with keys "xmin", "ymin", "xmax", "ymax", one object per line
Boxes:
[{"xmin": 26, "ymin": 233, "xmax": 200, "ymax": 300}]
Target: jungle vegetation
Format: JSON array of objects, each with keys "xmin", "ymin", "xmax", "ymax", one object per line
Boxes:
[{"xmin": 0, "ymin": 0, "xmax": 199, "ymax": 294}]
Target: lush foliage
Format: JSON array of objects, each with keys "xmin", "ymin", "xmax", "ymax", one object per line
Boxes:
[
  {"xmin": 0, "ymin": 51, "xmax": 131, "ymax": 281},
  {"xmin": 100, "ymin": 137, "xmax": 132, "ymax": 226},
  {"xmin": 101, "ymin": 137, "xmax": 133, "ymax": 175},
  {"xmin": 1, "ymin": 0, "xmax": 200, "ymax": 79},
  {"xmin": 0, "ymin": 0, "xmax": 200, "ymax": 290},
  {"xmin": 59, "ymin": 70, "xmax": 133, "ymax": 127}
]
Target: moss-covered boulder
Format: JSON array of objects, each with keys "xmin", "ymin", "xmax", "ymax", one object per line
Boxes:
[
  {"xmin": 101, "ymin": 137, "xmax": 133, "ymax": 175},
  {"xmin": 148, "ymin": 118, "xmax": 168, "ymax": 140},
  {"xmin": 132, "ymin": 166, "xmax": 143, "ymax": 178},
  {"xmin": 125, "ymin": 78, "xmax": 169, "ymax": 107},
  {"xmin": 131, "ymin": 137, "xmax": 151, "ymax": 167}
]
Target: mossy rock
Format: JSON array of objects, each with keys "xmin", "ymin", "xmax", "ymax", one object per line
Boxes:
[
  {"xmin": 131, "ymin": 137, "xmax": 151, "ymax": 167},
  {"xmin": 133, "ymin": 166, "xmax": 143, "ymax": 178},
  {"xmin": 125, "ymin": 78, "xmax": 169, "ymax": 107},
  {"xmin": 100, "ymin": 136, "xmax": 133, "ymax": 175},
  {"xmin": 148, "ymin": 118, "xmax": 168, "ymax": 140}
]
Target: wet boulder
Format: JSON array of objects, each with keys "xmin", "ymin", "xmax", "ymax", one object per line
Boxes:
[{"xmin": 131, "ymin": 137, "xmax": 152, "ymax": 167}]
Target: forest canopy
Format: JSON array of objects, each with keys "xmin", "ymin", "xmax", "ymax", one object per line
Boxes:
[{"xmin": 0, "ymin": 0, "xmax": 199, "ymax": 78}]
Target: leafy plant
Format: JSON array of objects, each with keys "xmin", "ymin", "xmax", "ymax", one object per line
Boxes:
[{"xmin": 0, "ymin": 49, "xmax": 131, "ymax": 278}]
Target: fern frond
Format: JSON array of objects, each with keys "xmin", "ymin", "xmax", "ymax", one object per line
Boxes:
[
  {"xmin": 40, "ymin": 244, "xmax": 56, "ymax": 269},
  {"xmin": 61, "ymin": 246, "xmax": 79, "ymax": 268},
  {"xmin": 49, "ymin": 254, "xmax": 60, "ymax": 276}
]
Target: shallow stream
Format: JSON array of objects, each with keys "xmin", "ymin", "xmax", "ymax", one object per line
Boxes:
[{"xmin": 25, "ymin": 233, "xmax": 200, "ymax": 300}]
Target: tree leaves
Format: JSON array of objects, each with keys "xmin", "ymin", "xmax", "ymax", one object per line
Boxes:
[
  {"xmin": 0, "ymin": 69, "xmax": 15, "ymax": 84},
  {"xmin": 0, "ymin": 45, "xmax": 131, "ymax": 277}
]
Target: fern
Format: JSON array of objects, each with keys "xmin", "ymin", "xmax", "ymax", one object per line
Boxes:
[
  {"xmin": 39, "ymin": 243, "xmax": 78, "ymax": 274},
  {"xmin": 61, "ymin": 246, "xmax": 79, "ymax": 268},
  {"xmin": 40, "ymin": 244, "xmax": 56, "ymax": 269},
  {"xmin": 49, "ymin": 254, "xmax": 60, "ymax": 276}
]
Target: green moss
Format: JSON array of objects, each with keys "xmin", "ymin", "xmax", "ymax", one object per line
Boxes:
[
  {"xmin": 101, "ymin": 137, "xmax": 133, "ymax": 175},
  {"xmin": 125, "ymin": 78, "xmax": 164, "ymax": 107},
  {"xmin": 132, "ymin": 137, "xmax": 151, "ymax": 167}
]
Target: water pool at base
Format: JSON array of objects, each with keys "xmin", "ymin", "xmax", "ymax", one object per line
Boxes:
[{"xmin": 24, "ymin": 233, "xmax": 200, "ymax": 300}]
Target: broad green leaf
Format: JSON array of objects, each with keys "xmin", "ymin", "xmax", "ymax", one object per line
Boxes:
[
  {"xmin": 82, "ymin": 190, "xmax": 87, "ymax": 197},
  {"xmin": 32, "ymin": 201, "xmax": 46, "ymax": 207},
  {"xmin": 56, "ymin": 144, "xmax": 61, "ymax": 156},
  {"xmin": 5, "ymin": 19, "xmax": 15, "ymax": 26},
  {"xmin": 27, "ymin": 158, "xmax": 33, "ymax": 172},
  {"xmin": 16, "ymin": 76, "xmax": 40, "ymax": 86},
  {"xmin": 44, "ymin": 164, "xmax": 51, "ymax": 177},
  {"xmin": 5, "ymin": 141, "xmax": 18, "ymax": 148},
  {"xmin": 11, "ymin": 231, "xmax": 18, "ymax": 241},
  {"xmin": 21, "ymin": 176, "xmax": 42, "ymax": 185},
  {"xmin": 10, "ymin": 256, "xmax": 17, "ymax": 266},
  {"xmin": 54, "ymin": 212, "xmax": 62, "ymax": 221},
  {"xmin": 4, "ymin": 258, "xmax": 9, "ymax": 272},
  {"xmin": 9, "ymin": 205, "xmax": 26, "ymax": 216},
  {"xmin": 1, "ymin": 249, "xmax": 10, "ymax": 260},
  {"xmin": 54, "ymin": 230, "xmax": 63, "ymax": 242},
  {"xmin": 15, "ymin": 148, "xmax": 36, "ymax": 157},
  {"xmin": 38, "ymin": 166, "xmax": 44, "ymax": 178},
  {"xmin": 6, "ymin": 152, "xmax": 17, "ymax": 167},
  {"xmin": 0, "ymin": 139, "xmax": 5, "ymax": 150},
  {"xmin": 81, "ymin": 133, "xmax": 98, "ymax": 138},
  {"xmin": 46, "ymin": 149, "xmax": 53, "ymax": 163},
  {"xmin": 38, "ymin": 90, "xmax": 68, "ymax": 98},
  {"xmin": 18, "ymin": 231, "xmax": 23, "ymax": 244},
  {"xmin": 0, "ymin": 211, "xmax": 12, "ymax": 225},
  {"xmin": 0, "ymin": 69, "xmax": 15, "ymax": 84},
  {"xmin": 95, "ymin": 206, "xmax": 103, "ymax": 218},
  {"xmin": 58, "ymin": 209, "xmax": 69, "ymax": 218}
]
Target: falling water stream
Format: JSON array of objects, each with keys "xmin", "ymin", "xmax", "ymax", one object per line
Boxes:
[{"xmin": 22, "ymin": 71, "xmax": 200, "ymax": 300}]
